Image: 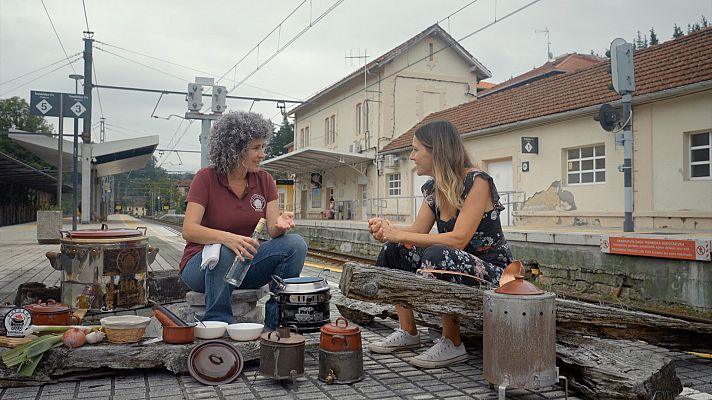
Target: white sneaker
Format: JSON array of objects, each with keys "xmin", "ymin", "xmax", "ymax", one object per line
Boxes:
[
  {"xmin": 408, "ymin": 337, "xmax": 468, "ymax": 368},
  {"xmin": 368, "ymin": 328, "xmax": 421, "ymax": 354}
]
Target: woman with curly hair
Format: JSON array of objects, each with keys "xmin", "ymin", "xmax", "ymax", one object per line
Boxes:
[
  {"xmin": 179, "ymin": 111, "xmax": 307, "ymax": 330},
  {"xmin": 366, "ymin": 120, "xmax": 513, "ymax": 368}
]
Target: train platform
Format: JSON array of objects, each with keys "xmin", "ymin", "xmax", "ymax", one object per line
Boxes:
[{"xmin": 0, "ymin": 215, "xmax": 709, "ymax": 399}]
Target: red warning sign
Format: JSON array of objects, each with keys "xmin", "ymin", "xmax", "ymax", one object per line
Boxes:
[{"xmin": 600, "ymin": 236, "xmax": 710, "ymax": 261}]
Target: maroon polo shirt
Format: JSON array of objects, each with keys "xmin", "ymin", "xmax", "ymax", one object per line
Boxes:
[{"xmin": 178, "ymin": 166, "xmax": 278, "ymax": 272}]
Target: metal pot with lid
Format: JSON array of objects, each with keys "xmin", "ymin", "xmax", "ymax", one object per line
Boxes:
[
  {"xmin": 45, "ymin": 224, "xmax": 158, "ymax": 312},
  {"xmin": 271, "ymin": 276, "xmax": 331, "ymax": 333},
  {"xmin": 318, "ymin": 317, "xmax": 364, "ymax": 384},
  {"xmin": 483, "ymin": 273, "xmax": 562, "ymax": 398},
  {"xmin": 25, "ymin": 299, "xmax": 82, "ymax": 326},
  {"xmin": 258, "ymin": 325, "xmax": 305, "ymax": 384}
]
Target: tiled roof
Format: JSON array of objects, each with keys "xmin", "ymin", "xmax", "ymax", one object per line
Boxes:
[
  {"xmin": 480, "ymin": 53, "xmax": 604, "ymax": 96},
  {"xmin": 289, "ymin": 24, "xmax": 490, "ymax": 115},
  {"xmin": 383, "ymin": 27, "xmax": 712, "ymax": 153}
]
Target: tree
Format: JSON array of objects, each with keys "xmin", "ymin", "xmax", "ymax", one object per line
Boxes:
[
  {"xmin": 649, "ymin": 28, "xmax": 659, "ymax": 45},
  {"xmin": 673, "ymin": 24, "xmax": 684, "ymax": 39},
  {"xmin": 0, "ymin": 96, "xmax": 54, "ymax": 169},
  {"xmin": 268, "ymin": 116, "xmax": 294, "ymax": 159}
]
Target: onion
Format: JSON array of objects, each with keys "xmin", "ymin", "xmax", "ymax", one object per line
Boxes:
[{"xmin": 63, "ymin": 328, "xmax": 86, "ymax": 348}]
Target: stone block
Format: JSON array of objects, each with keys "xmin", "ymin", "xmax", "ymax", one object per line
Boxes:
[
  {"xmin": 185, "ymin": 285, "xmax": 268, "ymax": 305},
  {"xmin": 36, "ymin": 210, "xmax": 62, "ymax": 244}
]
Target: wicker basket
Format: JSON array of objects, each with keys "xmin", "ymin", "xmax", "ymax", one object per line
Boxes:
[
  {"xmin": 104, "ymin": 327, "xmax": 146, "ymax": 344},
  {"xmin": 100, "ymin": 316, "xmax": 151, "ymax": 344}
]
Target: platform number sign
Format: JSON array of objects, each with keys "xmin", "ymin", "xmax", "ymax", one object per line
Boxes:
[
  {"xmin": 30, "ymin": 91, "xmax": 61, "ymax": 117},
  {"xmin": 62, "ymin": 93, "xmax": 90, "ymax": 118}
]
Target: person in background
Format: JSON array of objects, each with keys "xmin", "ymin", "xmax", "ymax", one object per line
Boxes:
[
  {"xmin": 366, "ymin": 120, "xmax": 513, "ymax": 369},
  {"xmin": 179, "ymin": 111, "xmax": 307, "ymax": 330}
]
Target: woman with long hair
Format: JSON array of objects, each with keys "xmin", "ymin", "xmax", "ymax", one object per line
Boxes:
[
  {"xmin": 179, "ymin": 111, "xmax": 307, "ymax": 330},
  {"xmin": 367, "ymin": 120, "xmax": 513, "ymax": 368}
]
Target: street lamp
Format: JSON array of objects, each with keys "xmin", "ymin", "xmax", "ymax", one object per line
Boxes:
[{"xmin": 69, "ymin": 74, "xmax": 84, "ymax": 230}]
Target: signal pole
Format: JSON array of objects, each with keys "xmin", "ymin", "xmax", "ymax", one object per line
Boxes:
[{"xmin": 609, "ymin": 38, "xmax": 636, "ymax": 232}]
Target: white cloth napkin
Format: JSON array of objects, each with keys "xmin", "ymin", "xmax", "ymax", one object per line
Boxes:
[{"xmin": 200, "ymin": 244, "xmax": 221, "ymax": 270}]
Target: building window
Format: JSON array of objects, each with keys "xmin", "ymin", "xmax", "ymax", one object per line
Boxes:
[
  {"xmin": 311, "ymin": 188, "xmax": 321, "ymax": 208},
  {"xmin": 329, "ymin": 115, "xmax": 336, "ymax": 144},
  {"xmin": 304, "ymin": 126, "xmax": 310, "ymax": 146},
  {"xmin": 278, "ymin": 188, "xmax": 286, "ymax": 210},
  {"xmin": 356, "ymin": 103, "xmax": 362, "ymax": 134},
  {"xmin": 324, "ymin": 118, "xmax": 329, "ymax": 145},
  {"xmin": 387, "ymin": 173, "xmax": 401, "ymax": 196},
  {"xmin": 566, "ymin": 144, "xmax": 605, "ymax": 185},
  {"xmin": 428, "ymin": 42, "xmax": 433, "ymax": 61},
  {"xmin": 300, "ymin": 128, "xmax": 304, "ymax": 148},
  {"xmin": 690, "ymin": 131, "xmax": 711, "ymax": 179}
]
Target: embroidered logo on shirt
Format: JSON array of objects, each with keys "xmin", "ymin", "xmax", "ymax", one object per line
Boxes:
[{"xmin": 250, "ymin": 194, "xmax": 267, "ymax": 211}]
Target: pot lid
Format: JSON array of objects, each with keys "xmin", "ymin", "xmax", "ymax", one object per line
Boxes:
[
  {"xmin": 321, "ymin": 317, "xmax": 360, "ymax": 335},
  {"xmin": 25, "ymin": 299, "xmax": 71, "ymax": 313},
  {"xmin": 274, "ymin": 276, "xmax": 329, "ymax": 293},
  {"xmin": 494, "ymin": 275, "xmax": 544, "ymax": 295},
  {"xmin": 187, "ymin": 340, "xmax": 243, "ymax": 386},
  {"xmin": 260, "ymin": 326, "xmax": 305, "ymax": 345},
  {"xmin": 67, "ymin": 226, "xmax": 143, "ymax": 239}
]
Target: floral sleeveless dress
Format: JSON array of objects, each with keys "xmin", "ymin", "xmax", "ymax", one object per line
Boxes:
[{"xmin": 375, "ymin": 170, "xmax": 513, "ymax": 286}]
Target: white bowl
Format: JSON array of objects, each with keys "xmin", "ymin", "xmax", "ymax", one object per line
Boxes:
[
  {"xmin": 193, "ymin": 321, "xmax": 228, "ymax": 339},
  {"xmin": 226, "ymin": 323, "xmax": 264, "ymax": 341}
]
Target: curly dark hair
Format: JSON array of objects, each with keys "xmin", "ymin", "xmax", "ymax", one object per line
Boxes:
[{"xmin": 209, "ymin": 111, "xmax": 273, "ymax": 174}]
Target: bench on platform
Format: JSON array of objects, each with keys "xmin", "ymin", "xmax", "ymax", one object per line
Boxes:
[{"xmin": 185, "ymin": 285, "xmax": 269, "ymax": 323}]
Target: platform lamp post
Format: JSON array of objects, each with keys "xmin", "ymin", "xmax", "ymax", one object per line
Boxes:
[{"xmin": 69, "ymin": 74, "xmax": 84, "ymax": 231}]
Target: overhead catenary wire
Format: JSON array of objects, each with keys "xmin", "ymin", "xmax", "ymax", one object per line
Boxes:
[
  {"xmin": 94, "ymin": 40, "xmax": 301, "ymax": 100},
  {"xmin": 92, "ymin": 63, "xmax": 105, "ymax": 118},
  {"xmin": 39, "ymin": 0, "xmax": 78, "ymax": 75},
  {"xmin": 227, "ymin": 0, "xmax": 346, "ymax": 94},
  {"xmin": 0, "ymin": 55, "xmax": 83, "ymax": 97},
  {"xmin": 296, "ymin": 0, "xmax": 544, "ymax": 124},
  {"xmin": 0, "ymin": 53, "xmax": 82, "ymax": 86},
  {"xmin": 81, "ymin": 0, "xmax": 91, "ymax": 32}
]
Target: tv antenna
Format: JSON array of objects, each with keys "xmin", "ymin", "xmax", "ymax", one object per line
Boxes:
[
  {"xmin": 535, "ymin": 27, "xmax": 553, "ymax": 61},
  {"xmin": 345, "ymin": 48, "xmax": 370, "ymax": 92}
]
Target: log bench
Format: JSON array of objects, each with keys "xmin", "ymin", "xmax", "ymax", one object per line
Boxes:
[{"xmin": 337, "ymin": 262, "xmax": 708, "ymax": 399}]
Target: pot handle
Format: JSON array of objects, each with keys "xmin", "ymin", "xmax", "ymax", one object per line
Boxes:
[
  {"xmin": 147, "ymin": 246, "xmax": 159, "ymax": 266},
  {"xmin": 334, "ymin": 317, "xmax": 349, "ymax": 328},
  {"xmin": 270, "ymin": 275, "xmax": 286, "ymax": 291},
  {"xmin": 330, "ymin": 334, "xmax": 348, "ymax": 349},
  {"xmin": 101, "ymin": 223, "xmax": 108, "ymax": 231},
  {"xmin": 137, "ymin": 226, "xmax": 148, "ymax": 236},
  {"xmin": 267, "ymin": 330, "xmax": 281, "ymax": 341}
]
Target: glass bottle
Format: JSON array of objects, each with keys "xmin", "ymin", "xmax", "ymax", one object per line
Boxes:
[{"xmin": 224, "ymin": 218, "xmax": 267, "ymax": 287}]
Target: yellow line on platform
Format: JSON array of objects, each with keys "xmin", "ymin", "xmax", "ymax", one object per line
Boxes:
[{"xmin": 304, "ymin": 261, "xmax": 342, "ymax": 273}]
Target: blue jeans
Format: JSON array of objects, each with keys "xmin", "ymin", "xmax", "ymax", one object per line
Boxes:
[{"xmin": 181, "ymin": 234, "xmax": 307, "ymax": 329}]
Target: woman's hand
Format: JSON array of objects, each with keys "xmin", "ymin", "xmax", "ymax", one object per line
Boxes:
[
  {"xmin": 276, "ymin": 211, "xmax": 295, "ymax": 231},
  {"xmin": 379, "ymin": 219, "xmax": 405, "ymax": 243},
  {"xmin": 368, "ymin": 217, "xmax": 387, "ymax": 243},
  {"xmin": 223, "ymin": 232, "xmax": 260, "ymax": 261}
]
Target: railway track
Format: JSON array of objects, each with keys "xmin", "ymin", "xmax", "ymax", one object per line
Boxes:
[
  {"xmin": 141, "ymin": 216, "xmax": 375, "ymax": 272},
  {"xmin": 138, "ymin": 216, "xmax": 711, "ymax": 324}
]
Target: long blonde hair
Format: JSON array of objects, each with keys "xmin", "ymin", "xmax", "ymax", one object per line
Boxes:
[{"xmin": 414, "ymin": 120, "xmax": 475, "ymax": 212}]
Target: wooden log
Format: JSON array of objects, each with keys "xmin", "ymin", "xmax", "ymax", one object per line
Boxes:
[
  {"xmin": 556, "ymin": 334, "xmax": 683, "ymax": 399},
  {"xmin": 0, "ymin": 337, "xmax": 319, "ymax": 388},
  {"xmin": 339, "ymin": 263, "xmax": 712, "ymax": 353}
]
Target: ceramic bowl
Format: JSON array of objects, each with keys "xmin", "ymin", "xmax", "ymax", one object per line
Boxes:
[
  {"xmin": 226, "ymin": 323, "xmax": 264, "ymax": 341},
  {"xmin": 193, "ymin": 321, "xmax": 228, "ymax": 339}
]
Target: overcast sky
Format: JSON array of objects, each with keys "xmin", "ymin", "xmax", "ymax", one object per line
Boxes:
[{"xmin": 1, "ymin": 0, "xmax": 710, "ymax": 173}]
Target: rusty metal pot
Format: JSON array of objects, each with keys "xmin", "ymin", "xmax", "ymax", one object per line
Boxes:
[
  {"xmin": 44, "ymin": 224, "xmax": 158, "ymax": 312},
  {"xmin": 25, "ymin": 299, "xmax": 81, "ymax": 326},
  {"xmin": 259, "ymin": 326, "xmax": 304, "ymax": 384},
  {"xmin": 163, "ymin": 324, "xmax": 196, "ymax": 344},
  {"xmin": 483, "ymin": 275, "xmax": 559, "ymax": 398},
  {"xmin": 318, "ymin": 317, "xmax": 363, "ymax": 384}
]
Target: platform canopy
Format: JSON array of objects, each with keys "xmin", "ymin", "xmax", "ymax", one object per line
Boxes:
[
  {"xmin": 261, "ymin": 147, "xmax": 374, "ymax": 175},
  {"xmin": 9, "ymin": 129, "xmax": 159, "ymax": 177},
  {"xmin": 0, "ymin": 150, "xmax": 71, "ymax": 194}
]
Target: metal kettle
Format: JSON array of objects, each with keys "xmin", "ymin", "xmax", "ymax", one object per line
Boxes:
[{"xmin": 258, "ymin": 325, "xmax": 305, "ymax": 384}]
